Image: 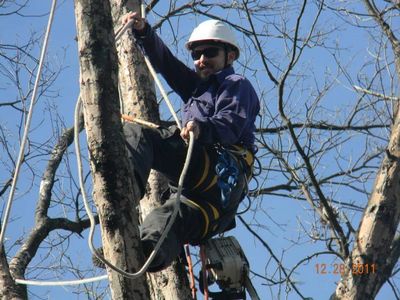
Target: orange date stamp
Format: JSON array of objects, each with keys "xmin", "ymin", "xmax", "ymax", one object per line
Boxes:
[{"xmin": 315, "ymin": 263, "xmax": 377, "ymax": 275}]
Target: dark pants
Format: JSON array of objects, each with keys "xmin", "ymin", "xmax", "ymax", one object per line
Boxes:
[{"xmin": 123, "ymin": 123, "xmax": 248, "ymax": 272}]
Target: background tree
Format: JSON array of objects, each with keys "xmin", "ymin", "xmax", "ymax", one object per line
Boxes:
[{"xmin": 0, "ymin": 0, "xmax": 399, "ymax": 299}]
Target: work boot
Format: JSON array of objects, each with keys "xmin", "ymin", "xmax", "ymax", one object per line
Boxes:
[
  {"xmin": 91, "ymin": 244, "xmax": 167, "ymax": 272},
  {"xmin": 141, "ymin": 240, "xmax": 168, "ymax": 272}
]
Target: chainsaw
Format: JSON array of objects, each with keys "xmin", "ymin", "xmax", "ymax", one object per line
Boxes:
[{"xmin": 199, "ymin": 236, "xmax": 261, "ymax": 300}]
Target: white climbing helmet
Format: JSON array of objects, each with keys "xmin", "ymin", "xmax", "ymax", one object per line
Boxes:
[{"xmin": 185, "ymin": 20, "xmax": 240, "ymax": 59}]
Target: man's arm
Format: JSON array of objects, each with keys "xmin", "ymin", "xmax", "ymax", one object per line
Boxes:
[
  {"xmin": 123, "ymin": 12, "xmax": 198, "ymax": 102},
  {"xmin": 193, "ymin": 77, "xmax": 260, "ymax": 146}
]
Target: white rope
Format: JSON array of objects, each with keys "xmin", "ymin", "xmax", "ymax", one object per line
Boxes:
[
  {"xmin": 15, "ymin": 275, "xmax": 108, "ymax": 287},
  {"xmin": 135, "ymin": 0, "xmax": 181, "ymax": 129},
  {"xmin": 116, "ymin": 19, "xmax": 182, "ymax": 129},
  {"xmin": 0, "ymin": 0, "xmax": 57, "ymax": 247},
  {"xmin": 143, "ymin": 55, "xmax": 181, "ymax": 129}
]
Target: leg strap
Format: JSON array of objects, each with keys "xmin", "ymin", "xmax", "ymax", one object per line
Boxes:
[{"xmin": 182, "ymin": 198, "xmax": 220, "ymax": 240}]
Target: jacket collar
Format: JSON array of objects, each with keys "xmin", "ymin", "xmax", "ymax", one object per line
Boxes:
[{"xmin": 213, "ymin": 66, "xmax": 235, "ymax": 84}]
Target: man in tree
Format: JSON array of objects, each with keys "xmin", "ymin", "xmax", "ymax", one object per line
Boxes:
[{"xmin": 119, "ymin": 12, "xmax": 260, "ymax": 272}]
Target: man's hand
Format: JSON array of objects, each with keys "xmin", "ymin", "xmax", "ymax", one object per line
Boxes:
[
  {"xmin": 122, "ymin": 11, "xmax": 145, "ymax": 32},
  {"xmin": 180, "ymin": 121, "xmax": 200, "ymax": 142}
]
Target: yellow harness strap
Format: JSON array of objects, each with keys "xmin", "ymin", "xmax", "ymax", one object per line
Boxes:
[
  {"xmin": 232, "ymin": 145, "xmax": 254, "ymax": 167},
  {"xmin": 183, "ymin": 199, "xmax": 220, "ymax": 239}
]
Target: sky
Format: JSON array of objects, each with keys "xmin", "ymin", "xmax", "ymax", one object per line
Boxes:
[{"xmin": 0, "ymin": 0, "xmax": 398, "ymax": 299}]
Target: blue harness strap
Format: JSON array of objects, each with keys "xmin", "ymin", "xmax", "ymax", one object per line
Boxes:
[{"xmin": 215, "ymin": 147, "xmax": 240, "ymax": 208}]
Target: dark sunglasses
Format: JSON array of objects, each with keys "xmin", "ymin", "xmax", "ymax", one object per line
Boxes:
[{"xmin": 191, "ymin": 47, "xmax": 221, "ymax": 60}]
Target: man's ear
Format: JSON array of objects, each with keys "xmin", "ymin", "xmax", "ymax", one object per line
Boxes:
[{"xmin": 227, "ymin": 50, "xmax": 236, "ymax": 64}]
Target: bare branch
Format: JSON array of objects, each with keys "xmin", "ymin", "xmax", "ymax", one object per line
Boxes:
[{"xmin": 354, "ymin": 85, "xmax": 400, "ymax": 101}]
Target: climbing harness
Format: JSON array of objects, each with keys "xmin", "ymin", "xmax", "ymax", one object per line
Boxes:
[{"xmin": 215, "ymin": 145, "xmax": 254, "ymax": 208}]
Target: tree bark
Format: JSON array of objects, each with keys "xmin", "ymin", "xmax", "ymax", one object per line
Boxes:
[
  {"xmin": 0, "ymin": 238, "xmax": 24, "ymax": 299},
  {"xmin": 74, "ymin": 0, "xmax": 149, "ymax": 299},
  {"xmin": 110, "ymin": 1, "xmax": 191, "ymax": 298}
]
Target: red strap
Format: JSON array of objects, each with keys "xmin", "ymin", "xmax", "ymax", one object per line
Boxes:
[{"xmin": 184, "ymin": 244, "xmax": 197, "ymax": 299}]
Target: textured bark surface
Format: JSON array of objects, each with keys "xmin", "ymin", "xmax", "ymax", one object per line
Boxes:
[
  {"xmin": 336, "ymin": 109, "xmax": 400, "ymax": 299},
  {"xmin": 110, "ymin": 1, "xmax": 191, "ymax": 298},
  {"xmin": 74, "ymin": 0, "xmax": 149, "ymax": 299},
  {"xmin": 111, "ymin": 0, "xmax": 159, "ymax": 121},
  {"xmin": 0, "ymin": 242, "xmax": 24, "ymax": 299}
]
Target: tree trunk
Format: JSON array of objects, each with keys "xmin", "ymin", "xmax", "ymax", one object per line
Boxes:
[
  {"xmin": 335, "ymin": 108, "xmax": 400, "ymax": 299},
  {"xmin": 0, "ymin": 240, "xmax": 25, "ymax": 299},
  {"xmin": 74, "ymin": 0, "xmax": 149, "ymax": 299},
  {"xmin": 110, "ymin": 1, "xmax": 191, "ymax": 299},
  {"xmin": 335, "ymin": 2, "xmax": 400, "ymax": 299}
]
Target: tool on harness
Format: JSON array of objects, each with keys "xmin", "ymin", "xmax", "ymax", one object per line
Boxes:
[
  {"xmin": 198, "ymin": 236, "xmax": 261, "ymax": 300},
  {"xmin": 215, "ymin": 147, "xmax": 240, "ymax": 208}
]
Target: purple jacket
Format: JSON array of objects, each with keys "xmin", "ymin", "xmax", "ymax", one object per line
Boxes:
[{"xmin": 135, "ymin": 24, "xmax": 260, "ymax": 150}]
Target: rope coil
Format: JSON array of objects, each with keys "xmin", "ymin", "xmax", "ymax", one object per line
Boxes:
[{"xmin": 74, "ymin": 100, "xmax": 194, "ymax": 279}]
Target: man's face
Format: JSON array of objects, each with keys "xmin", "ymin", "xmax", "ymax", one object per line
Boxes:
[{"xmin": 191, "ymin": 44, "xmax": 229, "ymax": 79}]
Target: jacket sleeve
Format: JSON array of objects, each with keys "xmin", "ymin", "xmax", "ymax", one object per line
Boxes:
[
  {"xmin": 193, "ymin": 77, "xmax": 259, "ymax": 145},
  {"xmin": 134, "ymin": 24, "xmax": 198, "ymax": 103}
]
